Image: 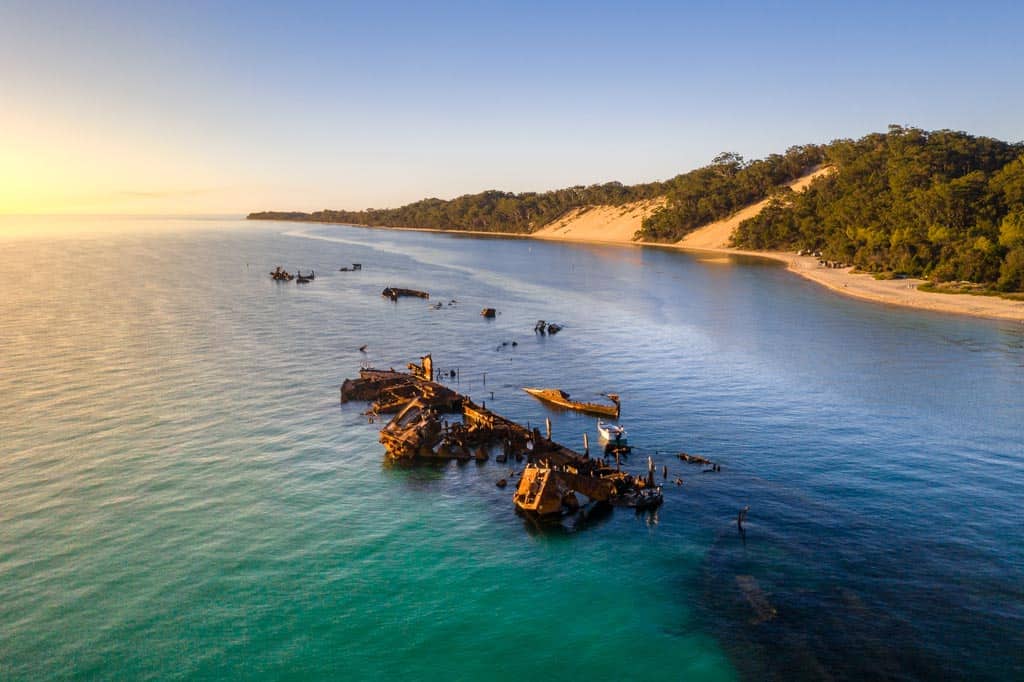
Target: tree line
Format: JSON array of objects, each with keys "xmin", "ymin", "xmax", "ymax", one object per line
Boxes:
[
  {"xmin": 634, "ymin": 145, "xmax": 825, "ymax": 241},
  {"xmin": 249, "ymin": 125, "xmax": 1024, "ymax": 291},
  {"xmin": 732, "ymin": 126, "xmax": 1024, "ymax": 291},
  {"xmin": 247, "ymin": 146, "xmax": 824, "ymax": 238},
  {"xmin": 249, "ymin": 181, "xmax": 666, "ymax": 234}
]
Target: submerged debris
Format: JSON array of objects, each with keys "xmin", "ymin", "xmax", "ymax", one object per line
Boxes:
[
  {"xmin": 677, "ymin": 452, "xmax": 719, "ymax": 469},
  {"xmin": 382, "ymin": 287, "xmax": 430, "ymax": 301},
  {"xmin": 523, "ymin": 387, "xmax": 620, "ymax": 418},
  {"xmin": 534, "ymin": 320, "xmax": 563, "ymax": 335},
  {"xmin": 340, "ymin": 354, "xmax": 662, "ymax": 524},
  {"xmin": 269, "ymin": 266, "xmax": 293, "ymax": 281},
  {"xmin": 736, "ymin": 574, "xmax": 777, "ymax": 624}
]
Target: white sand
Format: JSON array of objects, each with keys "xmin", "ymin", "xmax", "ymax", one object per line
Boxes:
[
  {"xmin": 679, "ymin": 166, "xmax": 835, "ymax": 250},
  {"xmin": 531, "ymin": 198, "xmax": 666, "ymax": 244},
  {"xmin": 749, "ymin": 251, "xmax": 1024, "ymax": 321},
  {"xmin": 527, "ymin": 165, "xmax": 1024, "ymax": 321},
  {"xmin": 316, "ymin": 165, "xmax": 1024, "ymax": 321}
]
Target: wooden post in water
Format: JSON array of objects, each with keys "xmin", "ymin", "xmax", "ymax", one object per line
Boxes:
[
  {"xmin": 545, "ymin": 418, "xmax": 551, "ymax": 440},
  {"xmin": 483, "ymin": 372, "xmax": 486, "ymax": 386},
  {"xmin": 738, "ymin": 505, "xmax": 750, "ymax": 532},
  {"xmin": 583, "ymin": 433, "xmax": 589, "ymax": 456}
]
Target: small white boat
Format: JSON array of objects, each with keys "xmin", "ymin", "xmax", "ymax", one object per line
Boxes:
[{"xmin": 597, "ymin": 419, "xmax": 627, "ymax": 444}]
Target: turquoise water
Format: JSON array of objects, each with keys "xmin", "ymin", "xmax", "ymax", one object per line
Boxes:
[{"xmin": 1, "ymin": 218, "xmax": 1022, "ymax": 680}]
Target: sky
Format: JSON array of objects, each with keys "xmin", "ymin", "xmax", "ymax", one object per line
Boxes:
[{"xmin": 1, "ymin": 0, "xmax": 1023, "ymax": 215}]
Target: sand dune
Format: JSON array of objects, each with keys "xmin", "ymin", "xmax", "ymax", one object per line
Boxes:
[
  {"xmin": 531, "ymin": 167, "xmax": 831, "ymax": 249},
  {"xmin": 531, "ymin": 197, "xmax": 665, "ymax": 244},
  {"xmin": 528, "ymin": 165, "xmax": 1023, "ymax": 321},
  {"xmin": 330, "ymin": 165, "xmax": 1024, "ymax": 321},
  {"xmin": 679, "ymin": 166, "xmax": 835, "ymax": 250}
]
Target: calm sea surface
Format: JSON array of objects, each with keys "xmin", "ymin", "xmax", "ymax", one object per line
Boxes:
[{"xmin": 1, "ymin": 217, "xmax": 1022, "ymax": 680}]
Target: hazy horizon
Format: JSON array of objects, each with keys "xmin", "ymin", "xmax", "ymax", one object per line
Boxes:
[{"xmin": 3, "ymin": 0, "xmax": 1024, "ymax": 219}]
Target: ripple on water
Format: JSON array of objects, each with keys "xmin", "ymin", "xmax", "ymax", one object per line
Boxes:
[{"xmin": 0, "ymin": 223, "xmax": 1022, "ymax": 680}]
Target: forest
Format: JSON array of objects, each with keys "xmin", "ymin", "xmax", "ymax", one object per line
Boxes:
[
  {"xmin": 247, "ymin": 146, "xmax": 823, "ymax": 237},
  {"xmin": 634, "ymin": 145, "xmax": 824, "ymax": 241},
  {"xmin": 249, "ymin": 126, "xmax": 1024, "ymax": 291},
  {"xmin": 732, "ymin": 126, "xmax": 1024, "ymax": 291},
  {"xmin": 249, "ymin": 181, "xmax": 665, "ymax": 234}
]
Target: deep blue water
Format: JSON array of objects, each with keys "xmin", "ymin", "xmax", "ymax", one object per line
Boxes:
[{"xmin": 1, "ymin": 218, "xmax": 1022, "ymax": 680}]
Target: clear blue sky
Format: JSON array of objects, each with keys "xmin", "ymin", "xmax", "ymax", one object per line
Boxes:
[{"xmin": 2, "ymin": 0, "xmax": 1022, "ymax": 214}]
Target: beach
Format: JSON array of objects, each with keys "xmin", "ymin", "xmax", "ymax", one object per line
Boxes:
[
  {"xmin": 528, "ymin": 168, "xmax": 1024, "ymax": 322},
  {"xmin": 267, "ymin": 165, "xmax": 1024, "ymax": 322}
]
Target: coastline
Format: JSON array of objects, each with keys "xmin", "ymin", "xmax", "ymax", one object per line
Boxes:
[
  {"xmin": 690, "ymin": 247, "xmax": 1024, "ymax": 322},
  {"xmin": 267, "ymin": 218, "xmax": 1024, "ymax": 322}
]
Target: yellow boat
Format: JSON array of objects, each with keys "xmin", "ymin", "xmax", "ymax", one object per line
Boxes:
[{"xmin": 522, "ymin": 387, "xmax": 620, "ymax": 418}]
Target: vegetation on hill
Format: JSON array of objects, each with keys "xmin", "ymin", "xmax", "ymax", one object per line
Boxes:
[
  {"xmin": 634, "ymin": 145, "xmax": 825, "ymax": 242},
  {"xmin": 249, "ymin": 126, "xmax": 1024, "ymax": 291},
  {"xmin": 248, "ymin": 147, "xmax": 824, "ymax": 237},
  {"xmin": 732, "ymin": 126, "xmax": 1024, "ymax": 291},
  {"xmin": 249, "ymin": 182, "xmax": 666, "ymax": 234}
]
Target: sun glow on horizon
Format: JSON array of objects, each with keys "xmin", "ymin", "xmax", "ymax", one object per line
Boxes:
[{"xmin": 3, "ymin": 1, "xmax": 1023, "ymax": 223}]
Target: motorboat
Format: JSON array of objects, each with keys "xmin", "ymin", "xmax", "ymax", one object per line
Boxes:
[{"xmin": 597, "ymin": 419, "xmax": 627, "ymax": 444}]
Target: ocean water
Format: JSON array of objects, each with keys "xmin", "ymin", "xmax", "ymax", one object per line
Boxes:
[{"xmin": 1, "ymin": 217, "xmax": 1022, "ymax": 680}]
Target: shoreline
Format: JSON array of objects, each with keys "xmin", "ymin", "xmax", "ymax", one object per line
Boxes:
[{"xmin": 264, "ymin": 218, "xmax": 1024, "ymax": 323}]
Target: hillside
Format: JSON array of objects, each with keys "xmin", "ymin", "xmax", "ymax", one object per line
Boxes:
[
  {"xmin": 528, "ymin": 166, "xmax": 831, "ymax": 246},
  {"xmin": 679, "ymin": 166, "xmax": 835, "ymax": 250},
  {"xmin": 732, "ymin": 126, "xmax": 1024, "ymax": 292},
  {"xmin": 248, "ymin": 145, "xmax": 823, "ymax": 240},
  {"xmin": 531, "ymin": 198, "xmax": 666, "ymax": 244},
  {"xmin": 249, "ymin": 126, "xmax": 1024, "ymax": 292}
]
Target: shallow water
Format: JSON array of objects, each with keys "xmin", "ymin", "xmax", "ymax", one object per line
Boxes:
[{"xmin": 1, "ymin": 218, "xmax": 1022, "ymax": 680}]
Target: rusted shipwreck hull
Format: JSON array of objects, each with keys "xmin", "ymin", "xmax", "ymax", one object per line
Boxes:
[
  {"xmin": 523, "ymin": 387, "xmax": 620, "ymax": 418},
  {"xmin": 340, "ymin": 365, "xmax": 462, "ymax": 415},
  {"xmin": 382, "ymin": 287, "xmax": 429, "ymax": 301},
  {"xmin": 378, "ymin": 399, "xmax": 444, "ymax": 459},
  {"xmin": 340, "ymin": 355, "xmax": 660, "ymax": 521}
]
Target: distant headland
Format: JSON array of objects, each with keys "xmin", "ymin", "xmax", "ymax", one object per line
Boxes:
[{"xmin": 250, "ymin": 126, "xmax": 1024, "ymax": 321}]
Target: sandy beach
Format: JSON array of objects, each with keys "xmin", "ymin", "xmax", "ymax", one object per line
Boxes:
[
  {"xmin": 525, "ymin": 167, "xmax": 1024, "ymax": 322},
  {"xmin": 284, "ymin": 167, "xmax": 1024, "ymax": 322}
]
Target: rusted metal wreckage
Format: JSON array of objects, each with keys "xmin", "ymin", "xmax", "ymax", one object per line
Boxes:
[
  {"xmin": 269, "ymin": 266, "xmax": 294, "ymax": 281},
  {"xmin": 522, "ymin": 387, "xmax": 620, "ymax": 418},
  {"xmin": 382, "ymin": 287, "xmax": 430, "ymax": 301},
  {"xmin": 340, "ymin": 354, "xmax": 662, "ymax": 519}
]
